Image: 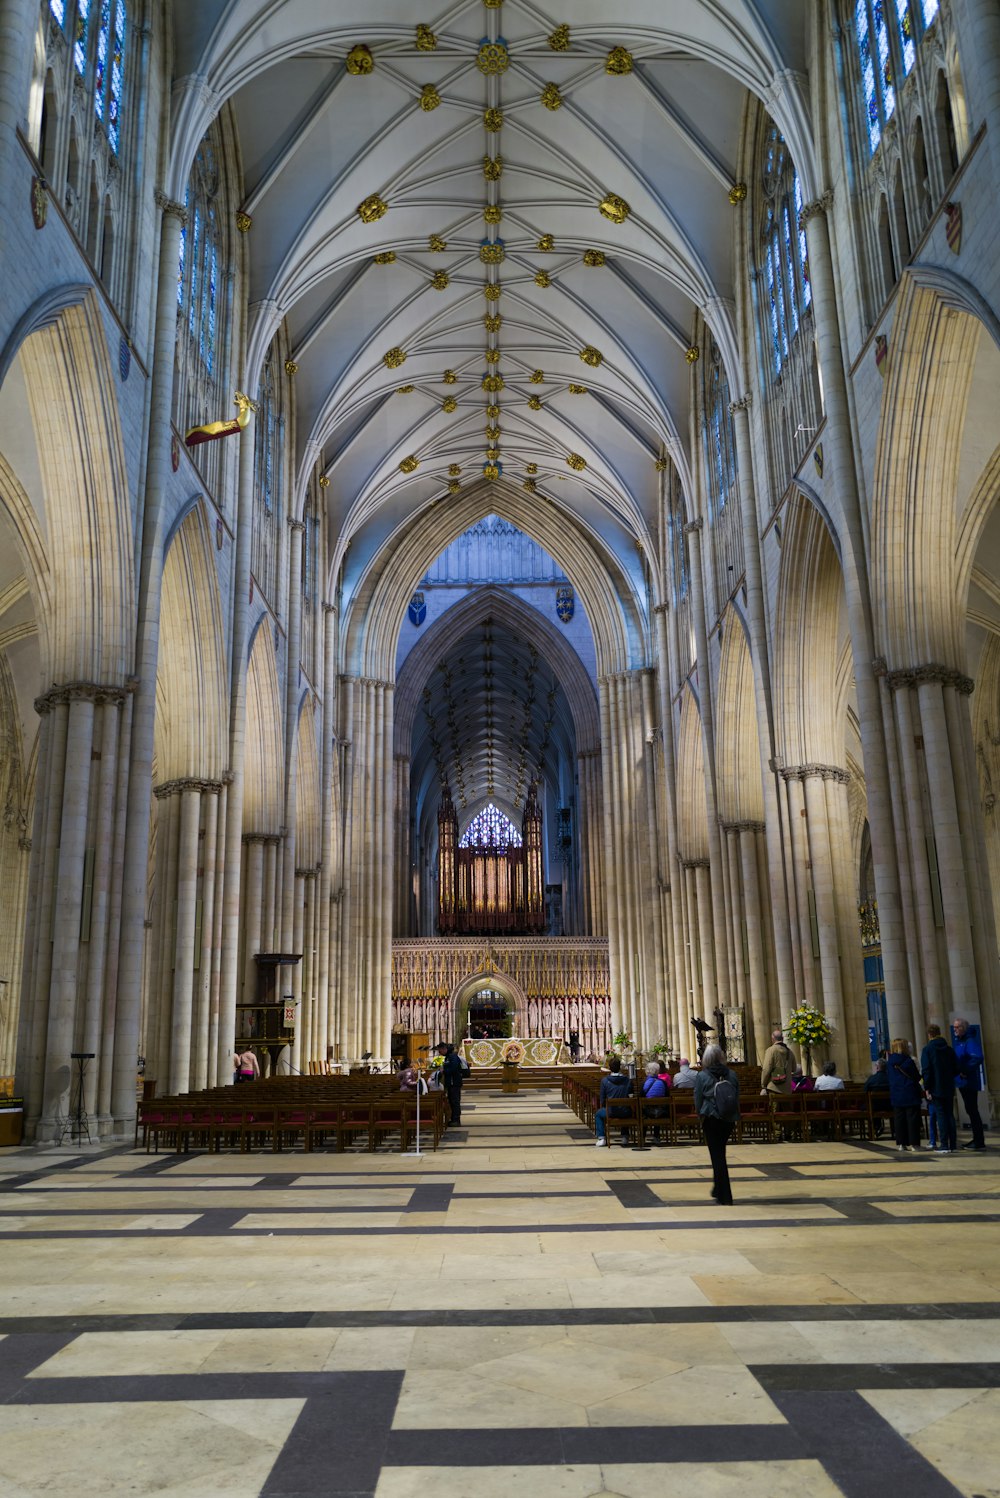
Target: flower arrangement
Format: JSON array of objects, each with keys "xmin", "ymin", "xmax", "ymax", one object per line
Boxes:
[
  {"xmin": 785, "ymin": 1004, "xmax": 833, "ymax": 1049},
  {"xmin": 612, "ymin": 1029, "xmax": 633, "ymax": 1050},
  {"xmin": 648, "ymin": 1039, "xmax": 669, "ymax": 1057},
  {"xmin": 501, "ymin": 1040, "xmax": 525, "ymax": 1065},
  {"xmin": 429, "ymin": 1055, "xmax": 444, "ymax": 1071}
]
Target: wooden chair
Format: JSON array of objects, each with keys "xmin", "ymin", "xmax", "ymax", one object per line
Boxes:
[
  {"xmin": 603, "ymin": 1095, "xmax": 640, "ymax": 1146},
  {"xmin": 769, "ymin": 1091, "xmax": 810, "ymax": 1142},
  {"xmin": 668, "ymin": 1093, "xmax": 701, "ymax": 1144}
]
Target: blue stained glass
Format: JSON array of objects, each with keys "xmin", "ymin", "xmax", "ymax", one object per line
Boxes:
[
  {"xmin": 177, "ymin": 220, "xmax": 186, "ymax": 307},
  {"xmin": 895, "ymin": 0, "xmax": 916, "ymax": 74},
  {"xmin": 205, "ymin": 243, "xmax": 217, "ymax": 373},
  {"xmin": 94, "ymin": 0, "xmax": 110, "ymax": 122},
  {"xmin": 795, "ymin": 176, "xmax": 812, "ymax": 309},
  {"xmin": 74, "ymin": 0, "xmax": 91, "ymax": 75},
  {"xmin": 855, "ymin": 1, "xmax": 882, "ymax": 152},
  {"xmin": 921, "ymin": 0, "xmax": 939, "ymax": 23},
  {"xmin": 189, "ymin": 208, "xmax": 200, "ymax": 337},
  {"xmin": 49, "ymin": 1, "xmax": 66, "ymax": 25},
  {"xmin": 459, "ymin": 803, "xmax": 521, "ymax": 849},
  {"xmin": 874, "ymin": 2, "xmax": 896, "ymax": 121},
  {"xmin": 108, "ymin": 1, "xmax": 125, "ymax": 152},
  {"xmin": 772, "ymin": 245, "xmax": 784, "ymax": 371},
  {"xmin": 782, "ymin": 202, "xmax": 799, "ymax": 335}
]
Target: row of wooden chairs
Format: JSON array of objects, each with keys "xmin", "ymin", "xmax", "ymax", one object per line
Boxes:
[
  {"xmin": 565, "ymin": 1079, "xmax": 894, "ymax": 1145},
  {"xmin": 138, "ymin": 1090, "xmax": 446, "ymax": 1154}
]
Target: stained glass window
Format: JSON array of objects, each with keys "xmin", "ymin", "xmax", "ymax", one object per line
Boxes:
[
  {"xmin": 856, "ymin": 0, "xmax": 938, "ymax": 155},
  {"xmin": 177, "ymin": 143, "xmax": 222, "ymax": 378},
  {"xmin": 49, "ymin": 0, "xmax": 66, "ymax": 24},
  {"xmin": 705, "ymin": 341, "xmax": 736, "ymax": 515},
  {"xmin": 459, "ymin": 803, "xmax": 522, "ymax": 850},
  {"xmin": 74, "ymin": 0, "xmax": 91, "ymax": 75},
  {"xmin": 255, "ymin": 346, "xmax": 278, "ymax": 516},
  {"xmin": 760, "ymin": 126, "xmax": 809, "ymax": 377}
]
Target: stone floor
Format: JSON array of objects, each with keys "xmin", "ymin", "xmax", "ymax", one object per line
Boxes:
[{"xmin": 1, "ymin": 1088, "xmax": 999, "ymax": 1497}]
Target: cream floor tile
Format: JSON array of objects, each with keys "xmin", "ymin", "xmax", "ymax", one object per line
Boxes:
[
  {"xmin": 586, "ymin": 1363, "xmax": 787, "ymax": 1426},
  {"xmin": 392, "ymin": 1366, "xmax": 588, "ymax": 1428},
  {"xmin": 389, "ymin": 1276, "xmax": 575, "ymax": 1311},
  {"xmin": 439, "ymin": 1251, "xmax": 601, "ymax": 1280},
  {"xmin": 457, "ymin": 1333, "xmax": 687, "ymax": 1405},
  {"xmin": 827, "ymin": 1270, "xmax": 1000, "ymax": 1302},
  {"xmin": 592, "ymin": 1247, "xmax": 758, "ymax": 1277},
  {"xmin": 376, "ymin": 1465, "xmax": 604, "ymax": 1498},
  {"xmin": 860, "ymin": 1385, "xmax": 991, "ymax": 1437},
  {"xmin": 404, "ymin": 1324, "xmax": 578, "ymax": 1372},
  {"xmin": 862, "ymin": 1387, "xmax": 1000, "ymax": 1498},
  {"xmin": 321, "ymin": 1326, "xmax": 416, "ymax": 1369},
  {"xmin": 878, "ymin": 1198, "xmax": 1000, "ymax": 1215},
  {"xmin": 30, "ymin": 1329, "xmax": 229, "ymax": 1377},
  {"xmin": 235, "ymin": 1211, "xmax": 404, "ymax": 1228},
  {"xmin": 567, "ymin": 1274, "xmax": 711, "ymax": 1308},
  {"xmin": 600, "ymin": 1460, "xmax": 845, "ymax": 1498},
  {"xmin": 0, "ymin": 1399, "xmax": 300, "ymax": 1497},
  {"xmin": 693, "ymin": 1272, "xmax": 862, "ymax": 1305}
]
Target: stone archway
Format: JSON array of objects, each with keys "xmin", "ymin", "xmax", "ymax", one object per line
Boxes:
[{"xmin": 450, "ymin": 967, "xmax": 528, "ymax": 1044}]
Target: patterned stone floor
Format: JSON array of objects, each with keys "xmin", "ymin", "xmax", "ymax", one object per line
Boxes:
[{"xmin": 1, "ymin": 1088, "xmax": 999, "ymax": 1497}]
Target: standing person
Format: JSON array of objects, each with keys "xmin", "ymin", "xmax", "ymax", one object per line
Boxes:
[
  {"xmin": 694, "ymin": 1043, "xmax": 740, "ymax": 1205},
  {"xmin": 920, "ymin": 1024, "xmax": 958, "ymax": 1154},
  {"xmin": 887, "ymin": 1038, "xmax": 923, "ymax": 1151},
  {"xmin": 640, "ymin": 1059, "xmax": 669, "ymax": 1144},
  {"xmin": 951, "ymin": 1018, "xmax": 986, "ymax": 1151},
  {"xmin": 442, "ymin": 1044, "xmax": 464, "ymax": 1127},
  {"xmin": 594, "ymin": 1056, "xmax": 633, "ymax": 1147},
  {"xmin": 760, "ymin": 1028, "xmax": 794, "ymax": 1097},
  {"xmin": 234, "ymin": 1047, "xmax": 259, "ymax": 1082}
]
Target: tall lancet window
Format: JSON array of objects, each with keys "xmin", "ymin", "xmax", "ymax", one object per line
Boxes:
[
  {"xmin": 48, "ymin": 0, "xmax": 127, "ymax": 151},
  {"xmin": 759, "ymin": 125, "xmax": 811, "ymax": 379},
  {"xmin": 704, "ymin": 340, "xmax": 737, "ymax": 516}
]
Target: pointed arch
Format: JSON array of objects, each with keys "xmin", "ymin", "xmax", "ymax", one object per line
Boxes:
[
  {"xmin": 715, "ymin": 606, "xmax": 764, "ymax": 823},
  {"xmin": 243, "ymin": 619, "xmax": 284, "ymax": 833},
  {"xmin": 676, "ymin": 685, "xmax": 710, "ymax": 862}
]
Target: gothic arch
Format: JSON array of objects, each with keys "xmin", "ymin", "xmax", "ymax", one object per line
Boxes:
[
  {"xmin": 449, "ymin": 967, "xmax": 528, "ymax": 1043},
  {"xmin": 295, "ymin": 694, "xmax": 321, "ymax": 868},
  {"xmin": 393, "ymin": 586, "xmax": 600, "ymax": 756},
  {"xmin": 243, "ymin": 619, "xmax": 284, "ymax": 833},
  {"xmin": 155, "ymin": 503, "xmax": 228, "ymax": 784},
  {"xmin": 773, "ymin": 492, "xmax": 850, "ymax": 769},
  {"xmin": 873, "ymin": 273, "xmax": 1000, "ymax": 668},
  {"xmin": 344, "ymin": 481, "xmax": 644, "ymax": 681},
  {"xmin": 715, "ymin": 606, "xmax": 764, "ymax": 823},
  {"xmin": 676, "ymin": 685, "xmax": 710, "ymax": 862}
]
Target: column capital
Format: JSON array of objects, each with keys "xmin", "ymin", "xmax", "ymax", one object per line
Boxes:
[
  {"xmin": 288, "ymin": 518, "xmax": 306, "ymax": 533},
  {"xmin": 323, "ymin": 601, "xmax": 339, "ymax": 615},
  {"xmin": 34, "ymin": 680, "xmax": 130, "ymax": 713},
  {"xmin": 719, "ymin": 818, "xmax": 766, "ymax": 833},
  {"xmin": 153, "ymin": 777, "xmax": 223, "ymax": 799},
  {"xmin": 778, "ymin": 762, "xmax": 850, "ymax": 785},
  {"xmin": 681, "ymin": 857, "xmax": 711, "ymax": 870},
  {"xmin": 242, "ymin": 831, "xmax": 282, "ymax": 846},
  {"xmin": 295, "ymin": 867, "xmax": 318, "ymax": 880},
  {"xmin": 728, "ymin": 393, "xmax": 752, "ymax": 413},
  {"xmin": 884, "ymin": 662, "xmax": 975, "ymax": 695},
  {"xmin": 798, "ymin": 189, "xmax": 834, "ymax": 228},
  {"xmin": 652, "ymin": 602, "xmax": 670, "ymax": 616},
  {"xmin": 154, "ymin": 189, "xmax": 188, "ymax": 224},
  {"xmin": 683, "ymin": 517, "xmax": 704, "ymax": 535}
]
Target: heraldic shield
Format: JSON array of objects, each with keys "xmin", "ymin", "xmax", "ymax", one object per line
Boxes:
[
  {"xmin": 555, "ymin": 584, "xmax": 574, "ymax": 624},
  {"xmin": 408, "ymin": 591, "xmax": 426, "ymax": 627}
]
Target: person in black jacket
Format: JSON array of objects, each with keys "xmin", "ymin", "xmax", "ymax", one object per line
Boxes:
[
  {"xmin": 594, "ymin": 1056, "xmax": 632, "ymax": 1146},
  {"xmin": 920, "ymin": 1025, "xmax": 958, "ymax": 1154},
  {"xmin": 887, "ymin": 1039, "xmax": 923, "ymax": 1150},
  {"xmin": 694, "ymin": 1044, "xmax": 740, "ymax": 1205},
  {"xmin": 441, "ymin": 1045, "xmax": 465, "ymax": 1128}
]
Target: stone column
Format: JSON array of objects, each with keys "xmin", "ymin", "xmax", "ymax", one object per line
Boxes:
[
  {"xmin": 738, "ymin": 822, "xmax": 770, "ymax": 1059},
  {"xmin": 217, "ymin": 407, "xmax": 259, "ymax": 1083},
  {"xmin": 281, "ymin": 519, "xmax": 305, "ymax": 952},
  {"xmin": 317, "ymin": 603, "xmax": 338, "ymax": 1066},
  {"xmin": 193, "ymin": 786, "xmax": 220, "ymax": 1090},
  {"xmin": 801, "ymin": 192, "xmax": 912, "ymax": 1039},
  {"xmin": 0, "ymin": 0, "xmax": 36, "ymax": 212},
  {"xmin": 242, "ymin": 836, "xmax": 265, "ymax": 1013},
  {"xmin": 291, "ymin": 870, "xmax": 306, "ymax": 1072},
  {"xmin": 729, "ymin": 396, "xmax": 796, "ymax": 1007},
  {"xmin": 168, "ymin": 785, "xmax": 202, "ymax": 1094},
  {"xmin": 918, "ymin": 677, "xmax": 979, "ymax": 1014},
  {"xmin": 82, "ymin": 695, "xmax": 125, "ymax": 1072},
  {"xmin": 684, "ymin": 519, "xmax": 731, "ymax": 1008},
  {"xmin": 888, "ymin": 676, "xmax": 944, "ymax": 1034},
  {"xmin": 598, "ymin": 680, "xmax": 625, "ymax": 1034},
  {"xmin": 801, "ymin": 768, "xmax": 848, "ymax": 1056},
  {"xmin": 781, "ymin": 771, "xmax": 818, "ymax": 1013},
  {"xmin": 113, "ymin": 194, "xmax": 188, "ymax": 1129},
  {"xmin": 394, "ymin": 754, "xmax": 411, "ymax": 936}
]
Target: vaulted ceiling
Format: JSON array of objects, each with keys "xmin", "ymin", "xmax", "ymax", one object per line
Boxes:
[{"xmin": 170, "ymin": 2, "xmax": 812, "ymax": 609}]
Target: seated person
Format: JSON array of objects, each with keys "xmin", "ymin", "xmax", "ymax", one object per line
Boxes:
[
  {"xmin": 594, "ymin": 1056, "xmax": 633, "ymax": 1147},
  {"xmin": 672, "ymin": 1057, "xmax": 698, "ymax": 1089},
  {"xmin": 398, "ymin": 1063, "xmax": 419, "ymax": 1092},
  {"xmin": 814, "ymin": 1061, "xmax": 845, "ymax": 1091},
  {"xmin": 863, "ymin": 1058, "xmax": 890, "ymax": 1092},
  {"xmin": 640, "ymin": 1059, "xmax": 669, "ymax": 1143},
  {"xmin": 791, "ymin": 1067, "xmax": 815, "ymax": 1092}
]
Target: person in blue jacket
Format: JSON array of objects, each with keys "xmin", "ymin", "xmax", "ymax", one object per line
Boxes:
[
  {"xmin": 640, "ymin": 1059, "xmax": 669, "ymax": 1144},
  {"xmin": 951, "ymin": 1018, "xmax": 986, "ymax": 1151},
  {"xmin": 594, "ymin": 1056, "xmax": 632, "ymax": 1146},
  {"xmin": 887, "ymin": 1038, "xmax": 923, "ymax": 1150},
  {"xmin": 920, "ymin": 1025, "xmax": 958, "ymax": 1154}
]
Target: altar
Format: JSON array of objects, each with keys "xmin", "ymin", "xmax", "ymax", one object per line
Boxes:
[{"xmin": 462, "ymin": 1037, "xmax": 571, "ymax": 1068}]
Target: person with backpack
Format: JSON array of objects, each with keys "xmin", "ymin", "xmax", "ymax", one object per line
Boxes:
[{"xmin": 694, "ymin": 1043, "xmax": 740, "ymax": 1204}]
